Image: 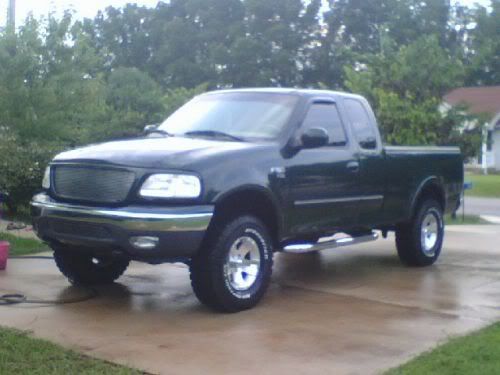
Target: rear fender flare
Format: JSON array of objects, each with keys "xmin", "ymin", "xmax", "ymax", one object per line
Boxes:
[{"xmin": 409, "ymin": 176, "xmax": 445, "ymax": 218}]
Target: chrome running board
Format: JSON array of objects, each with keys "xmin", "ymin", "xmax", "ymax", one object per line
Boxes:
[{"xmin": 282, "ymin": 232, "xmax": 379, "ymax": 254}]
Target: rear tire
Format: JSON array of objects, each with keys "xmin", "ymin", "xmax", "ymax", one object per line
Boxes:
[
  {"xmin": 395, "ymin": 199, "xmax": 444, "ymax": 267},
  {"xmin": 190, "ymin": 215, "xmax": 273, "ymax": 313},
  {"xmin": 53, "ymin": 246, "xmax": 129, "ymax": 286}
]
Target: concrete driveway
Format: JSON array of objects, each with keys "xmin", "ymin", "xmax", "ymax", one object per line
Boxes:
[
  {"xmin": 464, "ymin": 196, "xmax": 500, "ymax": 217},
  {"xmin": 1, "ymin": 225, "xmax": 500, "ymax": 375}
]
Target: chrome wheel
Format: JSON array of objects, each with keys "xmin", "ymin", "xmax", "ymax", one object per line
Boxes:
[
  {"xmin": 421, "ymin": 212, "xmax": 439, "ymax": 256},
  {"xmin": 224, "ymin": 235, "xmax": 261, "ymax": 291},
  {"xmin": 91, "ymin": 256, "xmax": 113, "ymax": 268}
]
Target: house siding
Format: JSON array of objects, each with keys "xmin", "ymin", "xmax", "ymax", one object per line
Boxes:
[{"xmin": 494, "ymin": 129, "xmax": 500, "ymax": 171}]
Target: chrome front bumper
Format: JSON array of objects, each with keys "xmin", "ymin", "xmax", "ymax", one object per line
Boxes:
[{"xmin": 31, "ymin": 193, "xmax": 214, "ymax": 260}]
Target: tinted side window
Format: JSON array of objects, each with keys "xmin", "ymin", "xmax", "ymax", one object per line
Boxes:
[
  {"xmin": 301, "ymin": 103, "xmax": 347, "ymax": 146},
  {"xmin": 344, "ymin": 99, "xmax": 377, "ymax": 149}
]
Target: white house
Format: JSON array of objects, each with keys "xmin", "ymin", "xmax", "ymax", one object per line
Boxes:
[{"xmin": 444, "ymin": 86, "xmax": 500, "ymax": 171}]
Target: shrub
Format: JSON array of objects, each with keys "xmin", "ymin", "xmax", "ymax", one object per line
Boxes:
[{"xmin": 0, "ymin": 131, "xmax": 62, "ymax": 212}]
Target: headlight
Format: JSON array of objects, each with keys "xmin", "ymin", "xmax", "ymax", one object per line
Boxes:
[
  {"xmin": 42, "ymin": 167, "xmax": 51, "ymax": 189},
  {"xmin": 139, "ymin": 174, "xmax": 201, "ymax": 198}
]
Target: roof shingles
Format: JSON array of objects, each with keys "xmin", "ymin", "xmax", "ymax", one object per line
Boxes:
[{"xmin": 444, "ymin": 86, "xmax": 500, "ymax": 117}]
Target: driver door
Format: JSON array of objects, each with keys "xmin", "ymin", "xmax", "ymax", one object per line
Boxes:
[{"xmin": 285, "ymin": 100, "xmax": 360, "ymax": 236}]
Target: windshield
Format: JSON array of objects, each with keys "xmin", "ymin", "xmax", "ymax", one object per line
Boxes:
[{"xmin": 158, "ymin": 92, "xmax": 299, "ymax": 141}]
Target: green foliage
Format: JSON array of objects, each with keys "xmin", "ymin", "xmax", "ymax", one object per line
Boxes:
[
  {"xmin": 107, "ymin": 68, "xmax": 162, "ymax": 115},
  {"xmin": 464, "ymin": 1, "xmax": 500, "ymax": 85},
  {"xmin": 0, "ymin": 232, "xmax": 49, "ymax": 256},
  {"xmin": 92, "ymin": 4, "xmax": 153, "ymax": 72},
  {"xmin": 0, "ymin": 131, "xmax": 62, "ymax": 211},
  {"xmin": 224, "ymin": 0, "xmax": 322, "ymax": 87},
  {"xmin": 465, "ymin": 173, "xmax": 500, "ymax": 198},
  {"xmin": 387, "ymin": 322, "xmax": 500, "ymax": 374},
  {"xmin": 0, "ymin": 327, "xmax": 140, "ymax": 374},
  {"xmin": 102, "ymin": 67, "xmax": 164, "ymax": 139},
  {"xmin": 87, "ymin": 0, "xmax": 322, "ymax": 88},
  {"xmin": 345, "ymin": 35, "xmax": 480, "ymax": 159},
  {"xmin": 374, "ymin": 91, "xmax": 442, "ymax": 145},
  {"xmin": 0, "ymin": 15, "xmax": 109, "ymax": 146},
  {"xmin": 374, "ymin": 35, "xmax": 465, "ymax": 99}
]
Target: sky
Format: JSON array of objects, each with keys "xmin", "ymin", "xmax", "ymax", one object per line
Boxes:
[{"xmin": 0, "ymin": 0, "xmax": 493, "ymax": 28}]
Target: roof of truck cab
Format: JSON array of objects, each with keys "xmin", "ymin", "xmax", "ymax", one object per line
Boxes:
[{"xmin": 202, "ymin": 88, "xmax": 366, "ymax": 100}]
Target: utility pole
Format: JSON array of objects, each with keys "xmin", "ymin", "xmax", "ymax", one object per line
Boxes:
[{"xmin": 7, "ymin": 0, "xmax": 15, "ymax": 31}]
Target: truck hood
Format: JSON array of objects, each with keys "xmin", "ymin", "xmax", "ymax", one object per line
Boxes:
[{"xmin": 53, "ymin": 136, "xmax": 267, "ymax": 169}]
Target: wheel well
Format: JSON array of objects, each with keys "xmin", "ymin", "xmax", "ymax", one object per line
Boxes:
[
  {"xmin": 414, "ymin": 183, "xmax": 445, "ymax": 214},
  {"xmin": 209, "ymin": 189, "xmax": 281, "ymax": 247}
]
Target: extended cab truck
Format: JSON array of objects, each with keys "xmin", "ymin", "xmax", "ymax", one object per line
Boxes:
[{"xmin": 31, "ymin": 89, "xmax": 464, "ymax": 312}]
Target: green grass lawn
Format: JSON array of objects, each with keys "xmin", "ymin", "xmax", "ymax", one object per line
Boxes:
[
  {"xmin": 387, "ymin": 322, "xmax": 500, "ymax": 374},
  {"xmin": 0, "ymin": 327, "xmax": 140, "ymax": 374},
  {"xmin": 0, "ymin": 232, "xmax": 48, "ymax": 256},
  {"xmin": 465, "ymin": 173, "xmax": 500, "ymax": 198}
]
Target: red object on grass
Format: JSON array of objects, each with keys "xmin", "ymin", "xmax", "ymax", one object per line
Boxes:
[{"xmin": 0, "ymin": 241, "xmax": 9, "ymax": 270}]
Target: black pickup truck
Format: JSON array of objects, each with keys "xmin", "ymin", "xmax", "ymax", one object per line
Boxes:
[{"xmin": 31, "ymin": 89, "xmax": 463, "ymax": 312}]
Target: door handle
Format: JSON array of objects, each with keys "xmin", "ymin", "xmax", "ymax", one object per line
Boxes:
[{"xmin": 346, "ymin": 161, "xmax": 360, "ymax": 173}]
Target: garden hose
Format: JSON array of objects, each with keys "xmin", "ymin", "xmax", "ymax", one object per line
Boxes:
[{"xmin": 0, "ymin": 255, "xmax": 99, "ymax": 306}]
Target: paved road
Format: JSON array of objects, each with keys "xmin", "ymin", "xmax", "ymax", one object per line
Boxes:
[
  {"xmin": 463, "ymin": 196, "xmax": 500, "ymax": 217},
  {"xmin": 2, "ymin": 226, "xmax": 500, "ymax": 374}
]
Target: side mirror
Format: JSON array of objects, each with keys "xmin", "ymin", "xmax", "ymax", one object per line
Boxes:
[
  {"xmin": 143, "ymin": 124, "xmax": 159, "ymax": 134},
  {"xmin": 359, "ymin": 136, "xmax": 377, "ymax": 150},
  {"xmin": 301, "ymin": 127, "xmax": 329, "ymax": 149}
]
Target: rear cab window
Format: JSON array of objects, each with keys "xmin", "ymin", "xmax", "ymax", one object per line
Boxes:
[{"xmin": 344, "ymin": 99, "xmax": 378, "ymax": 150}]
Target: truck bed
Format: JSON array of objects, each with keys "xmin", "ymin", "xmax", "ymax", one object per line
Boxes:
[{"xmin": 382, "ymin": 145, "xmax": 463, "ymax": 222}]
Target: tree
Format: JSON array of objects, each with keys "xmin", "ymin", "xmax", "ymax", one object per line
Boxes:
[
  {"xmin": 344, "ymin": 35, "xmax": 479, "ymax": 158},
  {"xmin": 371, "ymin": 35, "xmax": 465, "ymax": 100},
  {"xmin": 89, "ymin": 4, "xmax": 154, "ymax": 73},
  {"xmin": 465, "ymin": 1, "xmax": 500, "ymax": 85},
  {"xmin": 93, "ymin": 0, "xmax": 322, "ymax": 88},
  {"xmin": 0, "ymin": 14, "xmax": 109, "ymax": 209},
  {"xmin": 225, "ymin": 0, "xmax": 321, "ymax": 87},
  {"xmin": 0, "ymin": 14, "xmax": 109, "ymax": 145},
  {"xmin": 103, "ymin": 67, "xmax": 164, "ymax": 140},
  {"xmin": 312, "ymin": 0, "xmax": 468, "ymax": 88},
  {"xmin": 147, "ymin": 0, "xmax": 245, "ymax": 88}
]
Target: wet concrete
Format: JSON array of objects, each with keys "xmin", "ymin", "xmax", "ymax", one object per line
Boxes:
[
  {"xmin": 464, "ymin": 196, "xmax": 500, "ymax": 217},
  {"xmin": 1, "ymin": 225, "xmax": 500, "ymax": 374}
]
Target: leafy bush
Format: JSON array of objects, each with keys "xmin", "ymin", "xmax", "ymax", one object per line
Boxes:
[
  {"xmin": 103, "ymin": 67, "xmax": 165, "ymax": 139},
  {"xmin": 0, "ymin": 130, "xmax": 62, "ymax": 212}
]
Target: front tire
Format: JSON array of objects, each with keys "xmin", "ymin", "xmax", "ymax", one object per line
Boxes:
[
  {"xmin": 53, "ymin": 246, "xmax": 130, "ymax": 286},
  {"xmin": 190, "ymin": 215, "xmax": 274, "ymax": 313},
  {"xmin": 395, "ymin": 199, "xmax": 444, "ymax": 267}
]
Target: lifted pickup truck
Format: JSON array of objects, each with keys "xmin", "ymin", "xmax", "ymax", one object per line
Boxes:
[{"xmin": 31, "ymin": 89, "xmax": 463, "ymax": 312}]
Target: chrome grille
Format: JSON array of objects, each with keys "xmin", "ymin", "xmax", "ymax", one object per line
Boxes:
[{"xmin": 53, "ymin": 166, "xmax": 135, "ymax": 204}]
